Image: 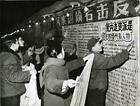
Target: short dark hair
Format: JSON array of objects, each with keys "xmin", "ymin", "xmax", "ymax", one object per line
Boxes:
[
  {"xmin": 1, "ymin": 33, "xmax": 21, "ymax": 49},
  {"xmin": 47, "ymin": 40, "xmax": 62, "ymax": 58}
]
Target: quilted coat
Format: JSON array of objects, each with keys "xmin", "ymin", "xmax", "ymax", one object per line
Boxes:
[
  {"xmin": 0, "ymin": 50, "xmax": 31, "ymax": 98},
  {"xmin": 89, "ymin": 50, "xmax": 129, "ymax": 90},
  {"xmin": 43, "ymin": 57, "xmax": 84, "ymax": 106}
]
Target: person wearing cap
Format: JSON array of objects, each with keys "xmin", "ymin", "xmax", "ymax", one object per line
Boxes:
[
  {"xmin": 0, "ymin": 34, "xmax": 36, "ymax": 106},
  {"xmin": 85, "ymin": 36, "xmax": 134, "ymax": 106}
]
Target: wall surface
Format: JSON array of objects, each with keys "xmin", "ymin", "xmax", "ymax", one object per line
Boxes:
[{"xmin": 62, "ymin": 16, "xmax": 140, "ymax": 106}]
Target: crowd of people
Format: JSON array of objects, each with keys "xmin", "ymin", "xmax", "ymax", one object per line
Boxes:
[{"xmin": 0, "ymin": 33, "xmax": 134, "ymax": 106}]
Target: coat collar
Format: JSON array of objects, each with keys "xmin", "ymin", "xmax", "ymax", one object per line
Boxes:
[
  {"xmin": 41, "ymin": 58, "xmax": 65, "ymax": 72},
  {"xmin": 3, "ymin": 48, "xmax": 20, "ymax": 60},
  {"xmin": 47, "ymin": 58, "xmax": 65, "ymax": 66},
  {"xmin": 39, "ymin": 58, "xmax": 65, "ymax": 88}
]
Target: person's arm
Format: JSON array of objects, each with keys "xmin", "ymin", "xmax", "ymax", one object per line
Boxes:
[
  {"xmin": 96, "ymin": 50, "xmax": 129, "ymax": 70},
  {"xmin": 66, "ymin": 58, "xmax": 84, "ymax": 72},
  {"xmin": 44, "ymin": 66, "xmax": 66, "ymax": 94},
  {"xmin": 4, "ymin": 57, "xmax": 30, "ymax": 82},
  {"xmin": 96, "ymin": 41, "xmax": 134, "ymax": 70},
  {"xmin": 44, "ymin": 66, "xmax": 77, "ymax": 94}
]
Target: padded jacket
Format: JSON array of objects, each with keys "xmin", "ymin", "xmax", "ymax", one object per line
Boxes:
[
  {"xmin": 0, "ymin": 51, "xmax": 30, "ymax": 98},
  {"xmin": 89, "ymin": 50, "xmax": 129, "ymax": 90}
]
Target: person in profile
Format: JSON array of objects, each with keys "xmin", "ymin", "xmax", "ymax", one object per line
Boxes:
[
  {"xmin": 64, "ymin": 43, "xmax": 82, "ymax": 81},
  {"xmin": 0, "ymin": 34, "xmax": 36, "ymax": 106},
  {"xmin": 64, "ymin": 44, "xmax": 77, "ymax": 62},
  {"xmin": 85, "ymin": 36, "xmax": 134, "ymax": 106}
]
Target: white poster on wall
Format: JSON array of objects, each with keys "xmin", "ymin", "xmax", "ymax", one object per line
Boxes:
[
  {"xmin": 100, "ymin": 17, "xmax": 140, "ymax": 106},
  {"xmin": 62, "ymin": 22, "xmax": 100, "ymax": 57},
  {"xmin": 62, "ymin": 16, "xmax": 140, "ymax": 106}
]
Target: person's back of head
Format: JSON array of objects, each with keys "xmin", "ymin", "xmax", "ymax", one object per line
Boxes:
[{"xmin": 47, "ymin": 40, "xmax": 62, "ymax": 58}]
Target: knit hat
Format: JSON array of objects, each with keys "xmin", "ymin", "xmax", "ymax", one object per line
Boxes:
[{"xmin": 87, "ymin": 36, "xmax": 100, "ymax": 51}]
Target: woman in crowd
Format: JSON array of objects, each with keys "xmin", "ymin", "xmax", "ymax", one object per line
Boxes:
[
  {"xmin": 0, "ymin": 34, "xmax": 36, "ymax": 106},
  {"xmin": 39, "ymin": 40, "xmax": 89, "ymax": 106}
]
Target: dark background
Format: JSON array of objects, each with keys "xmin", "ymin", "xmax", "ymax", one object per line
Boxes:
[{"xmin": 0, "ymin": 1, "xmax": 61, "ymax": 36}]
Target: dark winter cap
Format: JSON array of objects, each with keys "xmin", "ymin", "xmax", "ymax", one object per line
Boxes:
[
  {"xmin": 87, "ymin": 36, "xmax": 100, "ymax": 51},
  {"xmin": 1, "ymin": 33, "xmax": 21, "ymax": 43}
]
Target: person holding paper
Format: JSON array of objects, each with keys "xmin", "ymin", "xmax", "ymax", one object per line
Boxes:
[
  {"xmin": 85, "ymin": 36, "xmax": 134, "ymax": 106},
  {"xmin": 39, "ymin": 40, "xmax": 89, "ymax": 106},
  {"xmin": 0, "ymin": 34, "xmax": 36, "ymax": 106}
]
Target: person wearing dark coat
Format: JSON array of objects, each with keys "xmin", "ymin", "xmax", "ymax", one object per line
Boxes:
[
  {"xmin": 39, "ymin": 40, "xmax": 89, "ymax": 106},
  {"xmin": 64, "ymin": 43, "xmax": 81, "ymax": 80},
  {"xmin": 0, "ymin": 34, "xmax": 36, "ymax": 106},
  {"xmin": 85, "ymin": 36, "xmax": 134, "ymax": 106}
]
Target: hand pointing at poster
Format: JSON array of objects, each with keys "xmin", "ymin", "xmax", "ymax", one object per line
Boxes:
[
  {"xmin": 82, "ymin": 36, "xmax": 136, "ymax": 106},
  {"xmin": 64, "ymin": 31, "xmax": 68, "ymax": 38},
  {"xmin": 126, "ymin": 41, "xmax": 134, "ymax": 52}
]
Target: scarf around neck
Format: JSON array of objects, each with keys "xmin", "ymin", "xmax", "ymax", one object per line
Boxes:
[{"xmin": 39, "ymin": 58, "xmax": 65, "ymax": 87}]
